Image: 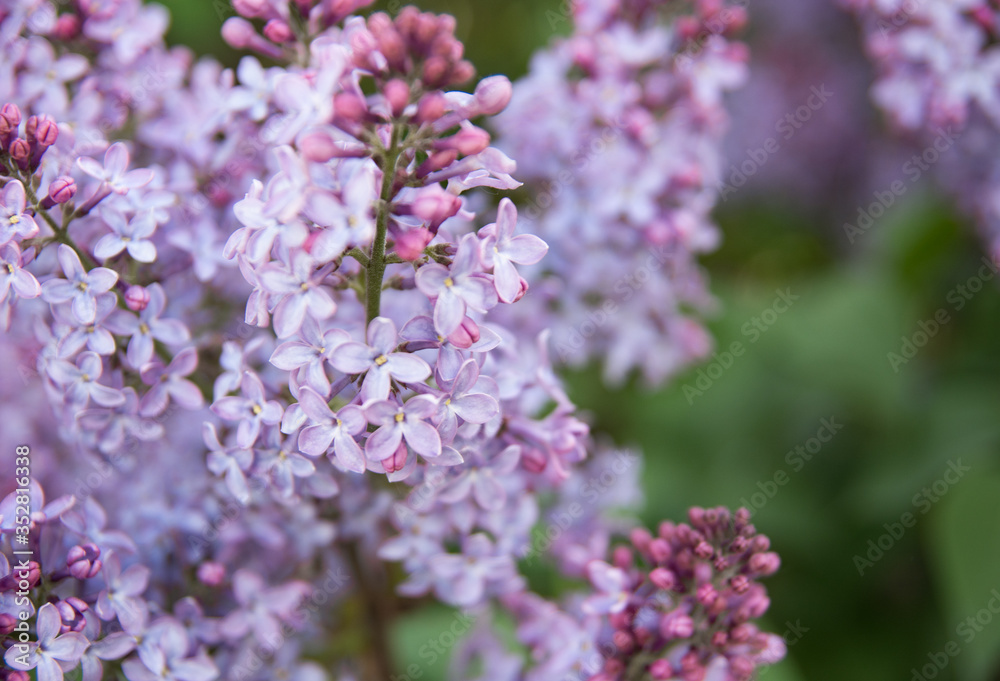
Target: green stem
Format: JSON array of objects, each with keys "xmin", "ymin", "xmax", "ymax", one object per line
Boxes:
[
  {"xmin": 16, "ymin": 172, "xmax": 98, "ymax": 270},
  {"xmin": 365, "ymin": 126, "xmax": 402, "ymax": 325}
]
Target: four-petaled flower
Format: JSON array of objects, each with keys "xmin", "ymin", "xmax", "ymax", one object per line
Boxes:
[
  {"xmin": 0, "ymin": 180, "xmax": 39, "ymax": 246},
  {"xmin": 432, "ymin": 358, "xmax": 499, "ymax": 444},
  {"xmin": 0, "ymin": 241, "xmax": 40, "ymax": 303},
  {"xmin": 77, "ymin": 142, "xmax": 155, "ymax": 195},
  {"xmin": 415, "ymin": 233, "xmax": 497, "ymax": 336},
  {"xmin": 94, "ymin": 209, "xmax": 158, "ymax": 263},
  {"xmin": 48, "ymin": 351, "xmax": 125, "ymax": 407},
  {"xmin": 106, "ymin": 283, "xmax": 190, "ymax": 369},
  {"xmin": 295, "ymin": 386, "xmax": 366, "ymax": 473},
  {"xmin": 330, "ymin": 317, "xmax": 431, "ymax": 402},
  {"xmin": 95, "ymin": 551, "xmax": 151, "ymax": 635},
  {"xmin": 364, "ymin": 395, "xmax": 442, "ymax": 461},
  {"xmin": 3, "ymin": 602, "xmax": 89, "ymax": 681},
  {"xmin": 269, "ymin": 320, "xmax": 349, "ymax": 396},
  {"xmin": 211, "ymin": 371, "xmax": 283, "ymax": 448},
  {"xmin": 480, "ymin": 198, "xmax": 548, "ymax": 303},
  {"xmin": 41, "ymin": 244, "xmax": 118, "ymax": 325},
  {"xmin": 582, "ymin": 560, "xmax": 630, "ymax": 615},
  {"xmin": 138, "ymin": 347, "xmax": 205, "ymax": 416},
  {"xmin": 258, "ymin": 252, "xmax": 337, "ymax": 338}
]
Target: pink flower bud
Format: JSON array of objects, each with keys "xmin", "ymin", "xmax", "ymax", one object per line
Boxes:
[
  {"xmin": 660, "ymin": 611, "xmax": 694, "ymax": 639},
  {"xmin": 730, "ymin": 656, "xmax": 755, "ymax": 681},
  {"xmin": 612, "ymin": 545, "xmax": 633, "ymax": 570},
  {"xmin": 694, "ymin": 540, "xmax": 713, "ymax": 559},
  {"xmin": 446, "ymin": 316, "xmax": 480, "ymax": 348},
  {"xmin": 650, "ymin": 659, "xmax": 673, "ymax": 680},
  {"xmin": 197, "ymin": 561, "xmax": 226, "ymax": 586},
  {"xmin": 696, "ymin": 583, "xmax": 717, "ymax": 606},
  {"xmin": 333, "ymin": 92, "xmax": 368, "ymax": 130},
  {"xmin": 263, "ymin": 19, "xmax": 294, "ymax": 43},
  {"xmin": 415, "ymin": 92, "xmax": 447, "ymax": 124},
  {"xmin": 1, "ymin": 103, "xmax": 22, "ymax": 129},
  {"xmin": 611, "ymin": 629, "xmax": 635, "ymax": 654},
  {"xmin": 434, "ymin": 125, "xmax": 490, "ymax": 156},
  {"xmin": 0, "ymin": 613, "xmax": 17, "ymax": 635},
  {"xmin": 384, "ymin": 441, "xmax": 408, "ymax": 474},
  {"xmin": 508, "ymin": 276, "xmax": 529, "ymax": 303},
  {"xmin": 409, "ymin": 186, "xmax": 461, "ymax": 228},
  {"xmin": 648, "ymin": 538, "xmax": 671, "ymax": 563},
  {"xmin": 53, "ymin": 14, "xmax": 81, "ymax": 40},
  {"xmin": 383, "ymin": 78, "xmax": 411, "ymax": 118},
  {"xmin": 125, "ymin": 285, "xmax": 151, "ymax": 312},
  {"xmin": 222, "ymin": 16, "xmax": 257, "ymax": 48},
  {"xmin": 649, "ymin": 567, "xmax": 676, "ymax": 590},
  {"xmin": 751, "ymin": 535, "xmax": 770, "ymax": 552},
  {"xmin": 27, "ymin": 115, "xmax": 58, "ymax": 147},
  {"xmin": 521, "ymin": 448, "xmax": 547, "ymax": 473},
  {"xmin": 394, "ymin": 228, "xmax": 432, "ymax": 261},
  {"xmin": 630, "ymin": 527, "xmax": 653, "ymax": 553},
  {"xmin": 748, "ymin": 551, "xmax": 780, "ymax": 576},
  {"xmin": 474, "ymin": 75, "xmax": 512, "ymax": 116},
  {"xmin": 47, "ymin": 177, "xmax": 77, "ymax": 205},
  {"xmin": 730, "ymin": 574, "xmax": 750, "ymax": 594},
  {"xmin": 232, "ymin": 0, "xmax": 268, "ymax": 18},
  {"xmin": 416, "ymin": 149, "xmax": 458, "ymax": 177},
  {"xmin": 9, "ymin": 138, "xmax": 30, "ymax": 169}
]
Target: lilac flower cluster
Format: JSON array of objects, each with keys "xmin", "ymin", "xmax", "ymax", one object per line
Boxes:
[
  {"xmin": 493, "ymin": 0, "xmax": 748, "ymax": 385},
  {"xmin": 0, "ymin": 0, "xmax": 787, "ymax": 679},
  {"xmin": 843, "ymin": 0, "xmax": 1000, "ymax": 257}
]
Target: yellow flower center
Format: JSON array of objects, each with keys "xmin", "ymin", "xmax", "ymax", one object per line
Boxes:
[
  {"xmin": 9, "ymin": 215, "xmax": 19, "ymax": 225},
  {"xmin": 394, "ymin": 413, "xmax": 405, "ymax": 423},
  {"xmin": 252, "ymin": 404, "xmax": 262, "ymax": 416},
  {"xmin": 444, "ymin": 277, "xmax": 454, "ymax": 288},
  {"xmin": 300, "ymin": 282, "xmax": 309, "ymax": 291},
  {"xmin": 139, "ymin": 322, "xmax": 150, "ymax": 335},
  {"xmin": 374, "ymin": 354, "xmax": 388, "ymax": 366}
]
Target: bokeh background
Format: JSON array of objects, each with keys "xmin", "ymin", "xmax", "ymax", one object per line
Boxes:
[{"xmin": 160, "ymin": 1, "xmax": 1000, "ymax": 679}]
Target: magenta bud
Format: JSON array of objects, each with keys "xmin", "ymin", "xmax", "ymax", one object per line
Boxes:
[
  {"xmin": 125, "ymin": 285, "xmax": 151, "ymax": 312},
  {"xmin": 394, "ymin": 228, "xmax": 432, "ymax": 262},
  {"xmin": 383, "ymin": 78, "xmax": 411, "ymax": 118},
  {"xmin": 611, "ymin": 629, "xmax": 635, "ymax": 654},
  {"xmin": 410, "ymin": 186, "xmax": 461, "ymax": 228},
  {"xmin": 9, "ymin": 138, "xmax": 30, "ymax": 168},
  {"xmin": 649, "ymin": 567, "xmax": 676, "ymax": 590},
  {"xmin": 446, "ymin": 316, "xmax": 480, "ymax": 348},
  {"xmin": 712, "ymin": 630, "xmax": 729, "ymax": 647},
  {"xmin": 648, "ymin": 537, "xmax": 671, "ymax": 563},
  {"xmin": 1, "ymin": 103, "xmax": 22, "ymax": 132},
  {"xmin": 650, "ymin": 659, "xmax": 673, "ymax": 680},
  {"xmin": 27, "ymin": 115, "xmax": 58, "ymax": 147},
  {"xmin": 694, "ymin": 540, "xmax": 714, "ymax": 559},
  {"xmin": 434, "ymin": 125, "xmax": 490, "ymax": 156},
  {"xmin": 299, "ymin": 130, "xmax": 337, "ymax": 162},
  {"xmin": 730, "ymin": 656, "xmax": 755, "ymax": 681},
  {"xmin": 730, "ymin": 574, "xmax": 750, "ymax": 594},
  {"xmin": 473, "ymin": 75, "xmax": 512, "ymax": 116},
  {"xmin": 47, "ymin": 177, "xmax": 77, "ymax": 205},
  {"xmin": 521, "ymin": 448, "xmax": 546, "ymax": 473},
  {"xmin": 630, "ymin": 527, "xmax": 653, "ymax": 553},
  {"xmin": 612, "ymin": 545, "xmax": 633, "ymax": 570},
  {"xmin": 67, "ymin": 543, "xmax": 102, "ymax": 580},
  {"xmin": 53, "ymin": 14, "xmax": 81, "ymax": 40},
  {"xmin": 333, "ymin": 92, "xmax": 368, "ymax": 128},
  {"xmin": 0, "ymin": 613, "xmax": 16, "ymax": 635},
  {"xmin": 416, "ymin": 149, "xmax": 458, "ymax": 178},
  {"xmin": 197, "ymin": 561, "xmax": 226, "ymax": 586},
  {"xmin": 263, "ymin": 19, "xmax": 294, "ymax": 43},
  {"xmin": 509, "ymin": 276, "xmax": 529, "ymax": 303},
  {"xmin": 660, "ymin": 611, "xmax": 694, "ymax": 639},
  {"xmin": 7, "ymin": 672, "xmax": 31, "ymax": 681},
  {"xmin": 730, "ymin": 535, "xmax": 749, "ymax": 552},
  {"xmin": 751, "ymin": 535, "xmax": 770, "ymax": 552},
  {"xmin": 696, "ymin": 583, "xmax": 717, "ymax": 606},
  {"xmin": 688, "ymin": 506, "xmax": 706, "ymax": 526}
]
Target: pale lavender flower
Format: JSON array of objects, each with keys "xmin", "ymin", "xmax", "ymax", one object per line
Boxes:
[
  {"xmin": 0, "ymin": 241, "xmax": 41, "ymax": 302},
  {"xmin": 581, "ymin": 560, "xmax": 629, "ymax": 615},
  {"xmin": 48, "ymin": 351, "xmax": 125, "ymax": 407},
  {"xmin": 19, "ymin": 37, "xmax": 89, "ymax": 113},
  {"xmin": 41, "ymin": 245, "xmax": 118, "ymax": 325},
  {"xmin": 329, "ymin": 317, "xmax": 431, "ymax": 402},
  {"xmin": 432, "ymin": 358, "xmax": 498, "ymax": 444},
  {"xmin": 480, "ymin": 198, "xmax": 548, "ymax": 303},
  {"xmin": 211, "ymin": 371, "xmax": 283, "ymax": 448},
  {"xmin": 364, "ymin": 395, "xmax": 442, "ymax": 461},
  {"xmin": 295, "ymin": 386, "xmax": 366, "ymax": 472},
  {"xmin": 56, "ymin": 292, "xmax": 117, "ymax": 356},
  {"xmin": 204, "ymin": 422, "xmax": 254, "ymax": 502},
  {"xmin": 95, "ymin": 551, "xmax": 150, "ymax": 634},
  {"xmin": 270, "ymin": 320, "xmax": 349, "ymax": 396},
  {"xmin": 415, "ymin": 234, "xmax": 496, "ymax": 336},
  {"xmin": 258, "ymin": 252, "xmax": 337, "ymax": 338},
  {"xmin": 0, "ymin": 180, "xmax": 39, "ymax": 246},
  {"xmin": 93, "ymin": 209, "xmax": 158, "ymax": 263},
  {"xmin": 61, "ymin": 497, "xmax": 137, "ymax": 555},
  {"xmin": 138, "ymin": 347, "xmax": 204, "ymax": 416},
  {"xmin": 3, "ymin": 603, "xmax": 89, "ymax": 681},
  {"xmin": 430, "ymin": 533, "xmax": 519, "ymax": 607},
  {"xmin": 78, "ymin": 612, "xmax": 136, "ymax": 681},
  {"xmin": 122, "ymin": 617, "xmax": 218, "ymax": 681},
  {"xmin": 219, "ymin": 570, "xmax": 310, "ymax": 646},
  {"xmin": 77, "ymin": 142, "xmax": 155, "ymax": 195}
]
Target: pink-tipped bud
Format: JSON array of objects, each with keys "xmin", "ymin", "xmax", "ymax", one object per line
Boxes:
[
  {"xmin": 730, "ymin": 574, "xmax": 750, "ymax": 594},
  {"xmin": 434, "ymin": 125, "xmax": 490, "ymax": 156},
  {"xmin": 730, "ymin": 535, "xmax": 749, "ymax": 553},
  {"xmin": 1, "ymin": 103, "xmax": 22, "ymax": 129},
  {"xmin": 751, "ymin": 535, "xmax": 770, "ymax": 552},
  {"xmin": 263, "ymin": 19, "xmax": 294, "ymax": 43},
  {"xmin": 416, "ymin": 149, "xmax": 458, "ymax": 177},
  {"xmin": 6, "ymin": 672, "xmax": 31, "ymax": 681},
  {"xmin": 222, "ymin": 17, "xmax": 257, "ymax": 48},
  {"xmin": 696, "ymin": 583, "xmax": 717, "ymax": 606},
  {"xmin": 0, "ymin": 561, "xmax": 41, "ymax": 590},
  {"xmin": 197, "ymin": 561, "xmax": 226, "ymax": 586},
  {"xmin": 383, "ymin": 78, "xmax": 411, "ymax": 118},
  {"xmin": 46, "ymin": 177, "xmax": 77, "ymax": 205},
  {"xmin": 611, "ymin": 629, "xmax": 635, "ymax": 654},
  {"xmin": 748, "ymin": 551, "xmax": 780, "ymax": 576},
  {"xmin": 9, "ymin": 138, "xmax": 30, "ymax": 169},
  {"xmin": 232, "ymin": 0, "xmax": 268, "ymax": 18},
  {"xmin": 694, "ymin": 540, "xmax": 714, "ymax": 559},
  {"xmin": 630, "ymin": 527, "xmax": 653, "ymax": 553},
  {"xmin": 688, "ymin": 506, "xmax": 706, "ymax": 526},
  {"xmin": 648, "ymin": 538, "xmax": 671, "ymax": 563},
  {"xmin": 712, "ymin": 630, "xmax": 729, "ymax": 647},
  {"xmin": 521, "ymin": 448, "xmax": 546, "ymax": 473},
  {"xmin": 333, "ymin": 91, "xmax": 368, "ymax": 129},
  {"xmin": 410, "ymin": 186, "xmax": 461, "ymax": 228},
  {"xmin": 660, "ymin": 611, "xmax": 694, "ymax": 639},
  {"xmin": 509, "ymin": 277, "xmax": 529, "ymax": 303},
  {"xmin": 650, "ymin": 659, "xmax": 673, "ymax": 680},
  {"xmin": 649, "ymin": 567, "xmax": 676, "ymax": 590},
  {"xmin": 446, "ymin": 316, "xmax": 481, "ymax": 349},
  {"xmin": 66, "ymin": 543, "xmax": 102, "ymax": 580},
  {"xmin": 27, "ymin": 115, "xmax": 58, "ymax": 147},
  {"xmin": 53, "ymin": 14, "xmax": 82, "ymax": 40},
  {"xmin": 54, "ymin": 597, "xmax": 89, "ymax": 633},
  {"xmin": 394, "ymin": 228, "xmax": 432, "ymax": 262},
  {"xmin": 473, "ymin": 75, "xmax": 512, "ymax": 116},
  {"xmin": 415, "ymin": 92, "xmax": 447, "ymax": 125},
  {"xmin": 730, "ymin": 656, "xmax": 755, "ymax": 681},
  {"xmin": 612, "ymin": 545, "xmax": 633, "ymax": 570},
  {"xmin": 125, "ymin": 285, "xmax": 151, "ymax": 312},
  {"xmin": 0, "ymin": 613, "xmax": 17, "ymax": 635}
]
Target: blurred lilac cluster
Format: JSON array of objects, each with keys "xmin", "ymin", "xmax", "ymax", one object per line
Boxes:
[
  {"xmin": 0, "ymin": 1, "xmax": 784, "ymax": 680},
  {"xmin": 494, "ymin": 0, "xmax": 748, "ymax": 385},
  {"xmin": 844, "ymin": 0, "xmax": 1000, "ymax": 257}
]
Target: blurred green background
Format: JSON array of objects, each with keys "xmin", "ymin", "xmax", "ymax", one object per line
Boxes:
[{"xmin": 160, "ymin": 1, "xmax": 1000, "ymax": 679}]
